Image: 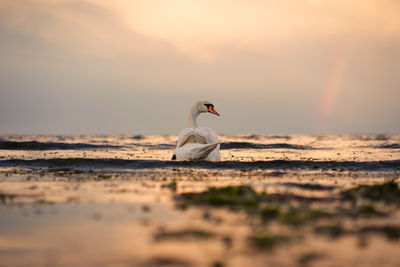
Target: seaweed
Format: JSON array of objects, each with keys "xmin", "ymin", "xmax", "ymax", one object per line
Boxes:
[
  {"xmin": 98, "ymin": 174, "xmax": 112, "ymax": 180},
  {"xmin": 260, "ymin": 206, "xmax": 280, "ymax": 221},
  {"xmin": 382, "ymin": 226, "xmax": 400, "ymax": 241},
  {"xmin": 342, "ymin": 180, "xmax": 400, "ymax": 204},
  {"xmin": 339, "ymin": 204, "xmax": 387, "ymax": 218},
  {"xmin": 154, "ymin": 228, "xmax": 215, "ymax": 241},
  {"xmin": 180, "ymin": 186, "xmax": 331, "ymax": 226},
  {"xmin": 359, "ymin": 226, "xmax": 400, "ymax": 241},
  {"xmin": 180, "ymin": 186, "xmax": 260, "ymax": 210},
  {"xmin": 211, "ymin": 262, "xmax": 224, "ymax": 267},
  {"xmin": 261, "ymin": 205, "xmax": 330, "ymax": 226},
  {"xmin": 162, "ymin": 180, "xmax": 177, "ymax": 192},
  {"xmin": 313, "ymin": 224, "xmax": 344, "ymax": 238},
  {"xmin": 277, "ymin": 207, "xmax": 331, "ymax": 226},
  {"xmin": 142, "ymin": 256, "xmax": 191, "ymax": 267},
  {"xmin": 297, "ymin": 252, "xmax": 324, "ymax": 267},
  {"xmin": 248, "ymin": 234, "xmax": 291, "ymax": 251}
]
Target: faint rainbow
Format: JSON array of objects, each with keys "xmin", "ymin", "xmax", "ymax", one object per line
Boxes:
[{"xmin": 316, "ymin": 40, "xmax": 351, "ymax": 132}]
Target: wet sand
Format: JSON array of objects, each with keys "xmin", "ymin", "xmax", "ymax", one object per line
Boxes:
[{"xmin": 1, "ymin": 134, "xmax": 400, "ymax": 267}]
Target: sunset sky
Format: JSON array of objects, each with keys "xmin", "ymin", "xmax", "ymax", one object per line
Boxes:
[{"xmin": 1, "ymin": 0, "xmax": 399, "ymax": 134}]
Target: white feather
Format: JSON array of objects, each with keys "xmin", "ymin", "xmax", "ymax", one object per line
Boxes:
[{"xmin": 174, "ymin": 142, "xmax": 220, "ymax": 161}]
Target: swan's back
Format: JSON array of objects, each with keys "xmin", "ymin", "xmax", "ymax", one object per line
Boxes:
[
  {"xmin": 177, "ymin": 127, "xmax": 218, "ymax": 147},
  {"xmin": 174, "ymin": 127, "xmax": 220, "ymax": 161},
  {"xmin": 173, "ymin": 142, "xmax": 220, "ymax": 161}
]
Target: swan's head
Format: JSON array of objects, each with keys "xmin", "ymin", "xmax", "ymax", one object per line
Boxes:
[{"xmin": 196, "ymin": 101, "xmax": 220, "ymax": 116}]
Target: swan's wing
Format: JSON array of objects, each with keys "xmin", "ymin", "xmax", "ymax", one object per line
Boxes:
[
  {"xmin": 176, "ymin": 128, "xmax": 207, "ymax": 148},
  {"xmin": 174, "ymin": 128, "xmax": 220, "ymax": 161},
  {"xmin": 194, "ymin": 127, "xmax": 219, "ymax": 144},
  {"xmin": 194, "ymin": 127, "xmax": 220, "ymax": 161},
  {"xmin": 174, "ymin": 142, "xmax": 220, "ymax": 161},
  {"xmin": 177, "ymin": 127, "xmax": 219, "ymax": 146}
]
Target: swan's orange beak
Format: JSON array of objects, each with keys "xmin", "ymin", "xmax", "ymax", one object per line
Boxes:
[{"xmin": 208, "ymin": 106, "xmax": 220, "ymax": 116}]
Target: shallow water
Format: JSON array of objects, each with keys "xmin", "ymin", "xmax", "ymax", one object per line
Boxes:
[{"xmin": 1, "ymin": 135, "xmax": 400, "ymax": 266}]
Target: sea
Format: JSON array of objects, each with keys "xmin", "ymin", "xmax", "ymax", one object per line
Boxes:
[{"xmin": 0, "ymin": 134, "xmax": 399, "ymax": 266}]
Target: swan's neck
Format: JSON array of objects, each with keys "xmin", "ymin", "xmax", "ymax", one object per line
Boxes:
[{"xmin": 188, "ymin": 106, "xmax": 200, "ymax": 128}]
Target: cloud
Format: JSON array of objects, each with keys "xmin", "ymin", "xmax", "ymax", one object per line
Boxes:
[
  {"xmin": 0, "ymin": 0, "xmax": 399, "ymax": 134},
  {"xmin": 4, "ymin": 0, "xmax": 399, "ymax": 61},
  {"xmin": 92, "ymin": 0, "xmax": 400, "ymax": 60}
]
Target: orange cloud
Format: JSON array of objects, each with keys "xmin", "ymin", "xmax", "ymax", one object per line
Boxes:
[
  {"xmin": 91, "ymin": 0, "xmax": 400, "ymax": 61},
  {"xmin": 2, "ymin": 0, "xmax": 399, "ymax": 62}
]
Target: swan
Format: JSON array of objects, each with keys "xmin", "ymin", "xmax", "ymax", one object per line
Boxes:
[{"xmin": 172, "ymin": 101, "xmax": 221, "ymax": 161}]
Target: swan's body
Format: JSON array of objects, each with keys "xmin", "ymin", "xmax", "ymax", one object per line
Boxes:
[
  {"xmin": 172, "ymin": 101, "xmax": 221, "ymax": 161},
  {"xmin": 173, "ymin": 142, "xmax": 220, "ymax": 161}
]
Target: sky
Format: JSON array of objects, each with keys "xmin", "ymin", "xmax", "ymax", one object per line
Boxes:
[{"xmin": 0, "ymin": 0, "xmax": 399, "ymax": 135}]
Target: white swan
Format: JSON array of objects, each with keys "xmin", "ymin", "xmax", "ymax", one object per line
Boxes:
[{"xmin": 172, "ymin": 101, "xmax": 221, "ymax": 161}]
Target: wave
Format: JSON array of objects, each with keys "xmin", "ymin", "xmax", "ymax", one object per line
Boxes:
[
  {"xmin": 220, "ymin": 142, "xmax": 315, "ymax": 150},
  {"xmin": 137, "ymin": 142, "xmax": 313, "ymax": 151},
  {"xmin": 1, "ymin": 158, "xmax": 399, "ymax": 171},
  {"xmin": 279, "ymin": 182, "xmax": 337, "ymax": 191},
  {"xmin": 135, "ymin": 143, "xmax": 175, "ymax": 150},
  {"xmin": 0, "ymin": 141, "xmax": 121, "ymax": 150},
  {"xmin": 241, "ymin": 134, "xmax": 292, "ymax": 140},
  {"xmin": 371, "ymin": 144, "xmax": 400, "ymax": 149}
]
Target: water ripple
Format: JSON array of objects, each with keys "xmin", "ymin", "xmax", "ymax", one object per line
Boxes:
[{"xmin": 1, "ymin": 158, "xmax": 399, "ymax": 171}]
